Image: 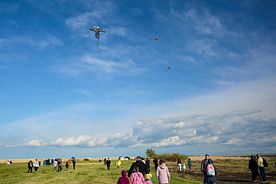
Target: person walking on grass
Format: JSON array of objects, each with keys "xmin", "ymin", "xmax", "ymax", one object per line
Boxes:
[
  {"xmin": 201, "ymin": 154, "xmax": 213, "ymax": 184},
  {"xmin": 65, "ymin": 161, "xmax": 69, "ymax": 171},
  {"xmin": 156, "ymin": 159, "xmax": 170, "ymax": 184},
  {"xmin": 204, "ymin": 159, "xmax": 217, "ymax": 184},
  {"xmin": 188, "ymin": 158, "xmax": 192, "ymax": 171},
  {"xmin": 145, "ymin": 158, "xmax": 150, "ymax": 172},
  {"xmin": 117, "ymin": 170, "xmax": 130, "ymax": 184},
  {"xmin": 128, "ymin": 156, "xmax": 147, "ymax": 177},
  {"xmin": 256, "ymin": 154, "xmax": 267, "ymax": 183},
  {"xmin": 33, "ymin": 159, "xmax": 39, "ymax": 172},
  {"xmin": 116, "ymin": 157, "xmax": 122, "ymax": 168},
  {"xmin": 153, "ymin": 157, "xmax": 158, "ymax": 171},
  {"xmin": 53, "ymin": 159, "xmax": 58, "ymax": 171},
  {"xmin": 72, "ymin": 157, "xmax": 76, "ymax": 170},
  {"xmin": 27, "ymin": 160, "xmax": 33, "ymax": 173},
  {"xmin": 130, "ymin": 166, "xmax": 145, "ymax": 184},
  {"xmin": 106, "ymin": 158, "xmax": 111, "ymax": 170},
  {"xmin": 249, "ymin": 155, "xmax": 259, "ymax": 182}
]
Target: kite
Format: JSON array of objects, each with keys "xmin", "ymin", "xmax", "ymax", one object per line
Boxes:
[{"xmin": 89, "ymin": 26, "xmax": 106, "ymax": 45}]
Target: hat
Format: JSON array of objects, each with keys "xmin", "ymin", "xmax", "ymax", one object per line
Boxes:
[
  {"xmin": 205, "ymin": 154, "xmax": 209, "ymax": 156},
  {"xmin": 145, "ymin": 174, "xmax": 152, "ymax": 180}
]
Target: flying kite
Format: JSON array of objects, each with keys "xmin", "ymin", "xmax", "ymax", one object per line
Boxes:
[{"xmin": 89, "ymin": 26, "xmax": 106, "ymax": 44}]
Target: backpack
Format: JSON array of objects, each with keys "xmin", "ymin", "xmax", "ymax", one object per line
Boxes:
[
  {"xmin": 263, "ymin": 158, "xmax": 268, "ymax": 167},
  {"xmin": 130, "ymin": 172, "xmax": 144, "ymax": 184},
  {"xmin": 206, "ymin": 164, "xmax": 215, "ymax": 176}
]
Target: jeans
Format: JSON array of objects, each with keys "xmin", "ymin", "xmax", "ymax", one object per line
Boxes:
[
  {"xmin": 259, "ymin": 167, "xmax": 266, "ymax": 181},
  {"xmin": 205, "ymin": 176, "xmax": 215, "ymax": 184}
]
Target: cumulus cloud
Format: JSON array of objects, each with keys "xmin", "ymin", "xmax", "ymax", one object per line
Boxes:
[
  {"xmin": 17, "ymin": 110, "xmax": 275, "ymax": 151},
  {"xmin": 24, "ymin": 139, "xmax": 45, "ymax": 147}
]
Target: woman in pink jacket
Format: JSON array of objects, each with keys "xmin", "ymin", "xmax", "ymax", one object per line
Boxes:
[{"xmin": 156, "ymin": 160, "xmax": 170, "ymax": 184}]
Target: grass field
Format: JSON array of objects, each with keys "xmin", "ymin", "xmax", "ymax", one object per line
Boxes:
[{"xmin": 0, "ymin": 156, "xmax": 275, "ymax": 184}]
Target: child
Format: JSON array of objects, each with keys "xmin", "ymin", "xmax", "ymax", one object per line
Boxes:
[
  {"xmin": 130, "ymin": 166, "xmax": 145, "ymax": 184},
  {"xmin": 117, "ymin": 170, "xmax": 130, "ymax": 184},
  {"xmin": 144, "ymin": 173, "xmax": 153, "ymax": 184},
  {"xmin": 156, "ymin": 160, "xmax": 170, "ymax": 184},
  {"xmin": 182, "ymin": 163, "xmax": 186, "ymax": 172}
]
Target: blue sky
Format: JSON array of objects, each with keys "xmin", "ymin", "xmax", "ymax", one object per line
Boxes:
[{"xmin": 0, "ymin": 0, "xmax": 276, "ymax": 159}]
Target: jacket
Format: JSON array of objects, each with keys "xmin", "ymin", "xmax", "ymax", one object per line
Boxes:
[{"xmin": 156, "ymin": 163, "xmax": 170, "ymax": 184}]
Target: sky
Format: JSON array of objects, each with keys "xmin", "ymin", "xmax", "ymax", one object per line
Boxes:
[{"xmin": 0, "ymin": 0, "xmax": 276, "ymax": 159}]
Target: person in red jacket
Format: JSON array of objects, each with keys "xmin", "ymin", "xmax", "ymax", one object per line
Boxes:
[{"xmin": 117, "ymin": 170, "xmax": 130, "ymax": 184}]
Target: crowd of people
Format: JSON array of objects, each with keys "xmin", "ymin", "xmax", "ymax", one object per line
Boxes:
[
  {"xmin": 27, "ymin": 157, "xmax": 76, "ymax": 173},
  {"xmin": 23, "ymin": 154, "xmax": 272, "ymax": 183}
]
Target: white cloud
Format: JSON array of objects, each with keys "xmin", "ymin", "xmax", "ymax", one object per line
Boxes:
[
  {"xmin": 0, "ymin": 35, "xmax": 63, "ymax": 49},
  {"xmin": 24, "ymin": 140, "xmax": 44, "ymax": 147},
  {"xmin": 185, "ymin": 8, "xmax": 226, "ymax": 35},
  {"xmin": 56, "ymin": 54, "xmax": 144, "ymax": 76}
]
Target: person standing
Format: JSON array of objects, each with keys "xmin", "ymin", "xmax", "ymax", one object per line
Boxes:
[
  {"xmin": 153, "ymin": 157, "xmax": 158, "ymax": 171},
  {"xmin": 128, "ymin": 156, "xmax": 147, "ymax": 177},
  {"xmin": 65, "ymin": 161, "xmax": 69, "ymax": 171},
  {"xmin": 177, "ymin": 158, "xmax": 182, "ymax": 173},
  {"xmin": 57, "ymin": 159, "xmax": 63, "ymax": 172},
  {"xmin": 204, "ymin": 159, "xmax": 217, "ymax": 184},
  {"xmin": 257, "ymin": 154, "xmax": 267, "ymax": 182},
  {"xmin": 201, "ymin": 154, "xmax": 213, "ymax": 184},
  {"xmin": 33, "ymin": 159, "xmax": 39, "ymax": 172},
  {"xmin": 188, "ymin": 158, "xmax": 192, "ymax": 171},
  {"xmin": 117, "ymin": 170, "xmax": 130, "ymax": 184},
  {"xmin": 130, "ymin": 166, "xmax": 145, "ymax": 184},
  {"xmin": 53, "ymin": 159, "xmax": 58, "ymax": 171},
  {"xmin": 145, "ymin": 158, "xmax": 150, "ymax": 172},
  {"xmin": 27, "ymin": 160, "xmax": 33, "ymax": 173},
  {"xmin": 116, "ymin": 157, "xmax": 122, "ymax": 168},
  {"xmin": 106, "ymin": 158, "xmax": 111, "ymax": 170},
  {"xmin": 72, "ymin": 157, "xmax": 76, "ymax": 170},
  {"xmin": 248, "ymin": 155, "xmax": 259, "ymax": 182},
  {"xmin": 156, "ymin": 159, "xmax": 170, "ymax": 184}
]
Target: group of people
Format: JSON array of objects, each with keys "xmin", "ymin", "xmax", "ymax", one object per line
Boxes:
[
  {"xmin": 27, "ymin": 157, "xmax": 76, "ymax": 173},
  {"xmin": 117, "ymin": 156, "xmax": 170, "ymax": 184},
  {"xmin": 27, "ymin": 159, "xmax": 40, "ymax": 173},
  {"xmin": 248, "ymin": 154, "xmax": 268, "ymax": 183},
  {"xmin": 176, "ymin": 158, "xmax": 193, "ymax": 173}
]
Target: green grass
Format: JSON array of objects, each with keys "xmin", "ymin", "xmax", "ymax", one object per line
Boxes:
[{"xmin": 1, "ymin": 157, "xmax": 275, "ymax": 184}]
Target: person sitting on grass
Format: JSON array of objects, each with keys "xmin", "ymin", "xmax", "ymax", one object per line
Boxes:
[
  {"xmin": 130, "ymin": 166, "xmax": 145, "ymax": 184},
  {"xmin": 117, "ymin": 170, "xmax": 130, "ymax": 184}
]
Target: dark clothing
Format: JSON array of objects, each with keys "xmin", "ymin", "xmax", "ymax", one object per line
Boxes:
[
  {"xmin": 201, "ymin": 159, "xmax": 216, "ymax": 184},
  {"xmin": 34, "ymin": 167, "xmax": 39, "ymax": 172},
  {"xmin": 106, "ymin": 160, "xmax": 111, "ymax": 170},
  {"xmin": 206, "ymin": 176, "xmax": 215, "ymax": 184},
  {"xmin": 153, "ymin": 158, "xmax": 158, "ymax": 171},
  {"xmin": 248, "ymin": 158, "xmax": 258, "ymax": 181},
  {"xmin": 128, "ymin": 160, "xmax": 147, "ymax": 177},
  {"xmin": 259, "ymin": 167, "xmax": 266, "ymax": 182},
  {"xmin": 201, "ymin": 159, "xmax": 213, "ymax": 173},
  {"xmin": 188, "ymin": 159, "xmax": 192, "ymax": 170},
  {"xmin": 145, "ymin": 159, "xmax": 150, "ymax": 172},
  {"xmin": 27, "ymin": 161, "xmax": 33, "ymax": 173},
  {"xmin": 72, "ymin": 159, "xmax": 76, "ymax": 170}
]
